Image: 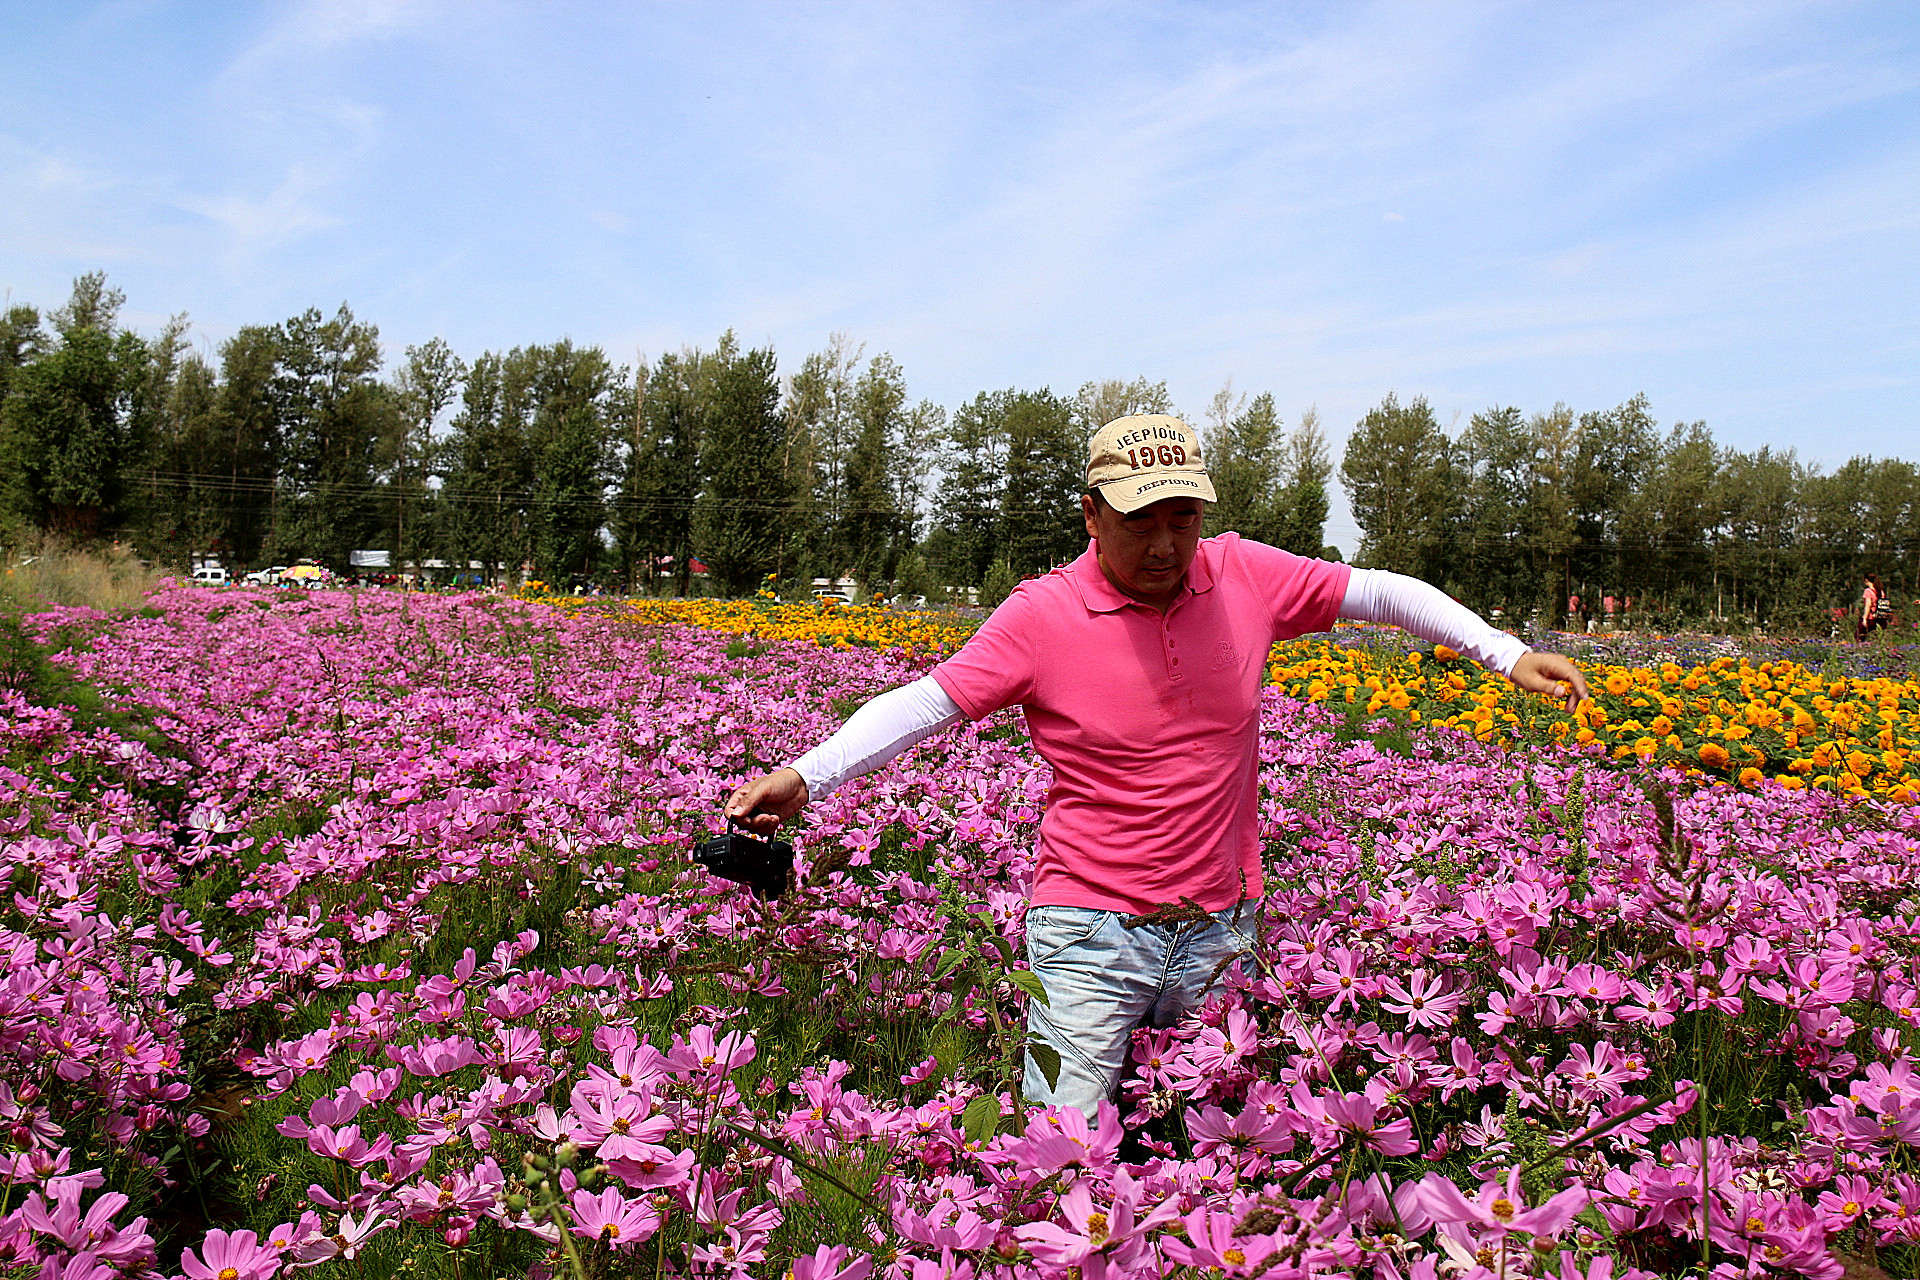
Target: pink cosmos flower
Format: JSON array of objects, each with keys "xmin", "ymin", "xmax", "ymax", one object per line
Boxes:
[
  {"xmin": 1556, "ymin": 1042, "xmax": 1634, "ymax": 1102},
  {"xmin": 302, "ymin": 1123, "xmax": 392, "ymax": 1168},
  {"xmin": 1307, "ymin": 948, "xmax": 1371, "ymax": 1011},
  {"xmin": 1419, "ymin": 1168, "xmax": 1590, "ymax": 1238},
  {"xmin": 790, "ymin": 1244, "xmax": 874, "ymax": 1280},
  {"xmin": 1016, "ymin": 1173, "xmax": 1176, "ymax": 1269},
  {"xmin": 568, "ymin": 1187, "xmax": 661, "ymax": 1248},
  {"xmin": 180, "ymin": 1228, "xmax": 280, "ymax": 1280},
  {"xmin": 605, "ymin": 1143, "xmax": 698, "ymax": 1193},
  {"xmin": 567, "ymin": 1085, "xmax": 671, "ymax": 1160},
  {"xmin": 1160, "ymin": 1206, "xmax": 1277, "ymax": 1272},
  {"xmin": 666, "ymin": 1025, "xmax": 756, "ymax": 1078},
  {"xmin": 1816, "ymin": 1175, "xmax": 1887, "ymax": 1232},
  {"xmin": 688, "ymin": 1224, "xmax": 769, "ymax": 1275},
  {"xmin": 292, "ymin": 1211, "xmax": 389, "ymax": 1263},
  {"xmin": 994, "ymin": 1100, "xmax": 1122, "ymax": 1174},
  {"xmin": 1379, "ymin": 968, "xmax": 1460, "ymax": 1029},
  {"xmin": 1322, "ymin": 1083, "xmax": 1418, "ymax": 1156},
  {"xmin": 1563, "ymin": 963, "xmax": 1625, "ymax": 1003},
  {"xmin": 20, "ymin": 1187, "xmax": 148, "ymax": 1258},
  {"xmin": 1188, "ymin": 1008, "xmax": 1260, "ymax": 1075}
]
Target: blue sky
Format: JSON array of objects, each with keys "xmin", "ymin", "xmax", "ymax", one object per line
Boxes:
[{"xmin": 3, "ymin": 1, "xmax": 1916, "ymax": 551}]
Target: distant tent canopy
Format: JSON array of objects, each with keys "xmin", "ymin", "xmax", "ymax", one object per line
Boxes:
[{"xmin": 349, "ymin": 550, "xmax": 391, "ymax": 568}]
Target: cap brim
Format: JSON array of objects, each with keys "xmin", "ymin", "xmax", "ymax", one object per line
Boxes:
[{"xmin": 1095, "ymin": 472, "xmax": 1216, "ymax": 514}]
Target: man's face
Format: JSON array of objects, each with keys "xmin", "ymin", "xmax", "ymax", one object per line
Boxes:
[{"xmin": 1081, "ymin": 492, "xmax": 1206, "ymax": 605}]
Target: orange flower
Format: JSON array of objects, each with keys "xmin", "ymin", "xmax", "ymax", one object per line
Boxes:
[
  {"xmin": 1699, "ymin": 743, "xmax": 1731, "ymax": 770},
  {"xmin": 1738, "ymin": 767, "xmax": 1764, "ymax": 788}
]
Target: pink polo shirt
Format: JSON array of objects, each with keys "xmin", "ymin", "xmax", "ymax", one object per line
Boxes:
[{"xmin": 931, "ymin": 533, "xmax": 1350, "ymax": 914}]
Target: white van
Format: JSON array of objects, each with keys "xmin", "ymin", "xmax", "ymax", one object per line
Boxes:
[{"xmin": 190, "ymin": 566, "xmax": 229, "ymax": 586}]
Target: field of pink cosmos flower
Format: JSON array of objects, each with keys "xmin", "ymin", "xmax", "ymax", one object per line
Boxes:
[{"xmin": 4, "ymin": 585, "xmax": 1920, "ymax": 1280}]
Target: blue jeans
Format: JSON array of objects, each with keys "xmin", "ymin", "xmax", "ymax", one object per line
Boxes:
[{"xmin": 1021, "ymin": 901, "xmax": 1259, "ymax": 1121}]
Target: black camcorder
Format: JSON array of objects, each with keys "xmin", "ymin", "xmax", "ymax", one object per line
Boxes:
[{"xmin": 692, "ymin": 825, "xmax": 794, "ymax": 900}]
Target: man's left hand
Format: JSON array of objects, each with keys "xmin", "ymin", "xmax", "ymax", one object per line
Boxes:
[{"xmin": 1509, "ymin": 651, "xmax": 1590, "ymax": 712}]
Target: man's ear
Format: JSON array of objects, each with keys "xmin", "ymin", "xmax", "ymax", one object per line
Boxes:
[{"xmin": 1081, "ymin": 493, "xmax": 1101, "ymax": 541}]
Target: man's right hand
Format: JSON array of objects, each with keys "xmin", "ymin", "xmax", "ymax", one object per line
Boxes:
[{"xmin": 724, "ymin": 768, "xmax": 810, "ymax": 835}]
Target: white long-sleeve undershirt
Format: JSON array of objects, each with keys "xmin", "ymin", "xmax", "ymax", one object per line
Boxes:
[
  {"xmin": 788, "ymin": 675, "xmax": 964, "ymax": 801},
  {"xmin": 785, "ymin": 567, "xmax": 1531, "ymax": 799},
  {"xmin": 1339, "ymin": 567, "xmax": 1531, "ymax": 678}
]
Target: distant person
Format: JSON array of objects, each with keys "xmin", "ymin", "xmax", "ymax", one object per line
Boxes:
[{"xmin": 1859, "ymin": 573, "xmax": 1891, "ymax": 642}]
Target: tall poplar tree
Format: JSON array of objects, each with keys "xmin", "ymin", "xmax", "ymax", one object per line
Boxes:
[
  {"xmin": 1274, "ymin": 406, "xmax": 1332, "ymax": 557},
  {"xmin": 265, "ymin": 304, "xmax": 394, "ymax": 566},
  {"xmin": 617, "ymin": 348, "xmax": 708, "ymax": 594},
  {"xmin": 842, "ymin": 354, "xmax": 905, "ymax": 591},
  {"xmin": 999, "ymin": 389, "xmax": 1080, "ymax": 574},
  {"xmin": 692, "ymin": 335, "xmax": 787, "ymax": 595},
  {"xmin": 439, "ymin": 352, "xmax": 531, "ymax": 583},
  {"xmin": 1340, "ymin": 393, "xmax": 1454, "ymax": 577},
  {"xmin": 385, "ymin": 338, "xmax": 466, "ymax": 570},
  {"xmin": 0, "ymin": 274, "xmax": 158, "ymax": 539},
  {"xmin": 926, "ymin": 390, "xmax": 1010, "ymax": 587},
  {"xmin": 1205, "ymin": 387, "xmax": 1285, "ymax": 544}
]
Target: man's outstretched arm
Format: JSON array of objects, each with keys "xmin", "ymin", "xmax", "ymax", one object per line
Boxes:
[
  {"xmin": 1339, "ymin": 569, "xmax": 1591, "ymax": 712},
  {"xmin": 724, "ymin": 675, "xmax": 966, "ymax": 834}
]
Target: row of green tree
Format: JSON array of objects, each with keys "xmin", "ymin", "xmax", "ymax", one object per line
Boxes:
[
  {"xmin": 0, "ymin": 275, "xmax": 1329, "ymax": 598},
  {"xmin": 2, "ymin": 275, "xmax": 1910, "ymax": 626},
  {"xmin": 1341, "ymin": 393, "xmax": 1917, "ymax": 629}
]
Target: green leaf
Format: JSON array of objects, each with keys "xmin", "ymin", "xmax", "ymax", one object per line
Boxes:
[
  {"xmin": 1028, "ymin": 1041, "xmax": 1062, "ymax": 1092},
  {"xmin": 962, "ymin": 1095, "xmax": 1002, "ymax": 1145},
  {"xmin": 948, "ymin": 968, "xmax": 978, "ymax": 1011},
  {"xmin": 933, "ymin": 949, "xmax": 968, "ymax": 980},
  {"xmin": 1006, "ymin": 969, "xmax": 1049, "ymax": 1005},
  {"xmin": 984, "ymin": 932, "xmax": 1016, "ymax": 967}
]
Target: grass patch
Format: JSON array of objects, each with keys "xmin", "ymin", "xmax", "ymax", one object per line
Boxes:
[{"xmin": 1, "ymin": 542, "xmax": 168, "ymax": 612}]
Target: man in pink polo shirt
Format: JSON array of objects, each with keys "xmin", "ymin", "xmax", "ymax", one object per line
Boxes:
[{"xmin": 725, "ymin": 414, "xmax": 1588, "ymax": 1121}]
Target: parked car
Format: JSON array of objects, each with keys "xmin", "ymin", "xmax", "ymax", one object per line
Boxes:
[{"xmin": 190, "ymin": 565, "xmax": 229, "ymax": 586}]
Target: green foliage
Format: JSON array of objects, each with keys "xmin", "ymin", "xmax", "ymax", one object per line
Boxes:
[
  {"xmin": 977, "ymin": 559, "xmax": 1020, "ymax": 610},
  {"xmin": 437, "ymin": 340, "xmax": 622, "ymax": 586},
  {"xmin": 2, "ymin": 272, "xmax": 1913, "ymax": 627},
  {"xmin": 1340, "ymin": 392, "xmax": 1455, "ymax": 578},
  {"xmin": 262, "ymin": 305, "xmax": 396, "ymax": 568},
  {"xmin": 692, "ymin": 336, "xmax": 789, "ymax": 595}
]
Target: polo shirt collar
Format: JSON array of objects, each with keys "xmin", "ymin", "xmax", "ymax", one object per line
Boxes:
[{"xmin": 1067, "ymin": 537, "xmax": 1218, "ymax": 613}]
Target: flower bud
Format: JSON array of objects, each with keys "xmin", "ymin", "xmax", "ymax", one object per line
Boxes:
[
  {"xmin": 505, "ymin": 1193, "xmax": 528, "ymax": 1216},
  {"xmin": 443, "ymin": 1225, "xmax": 469, "ymax": 1248},
  {"xmin": 555, "ymin": 1142, "xmax": 580, "ymax": 1169}
]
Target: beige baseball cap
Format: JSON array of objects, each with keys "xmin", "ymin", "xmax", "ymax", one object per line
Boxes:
[{"xmin": 1085, "ymin": 414, "xmax": 1216, "ymax": 513}]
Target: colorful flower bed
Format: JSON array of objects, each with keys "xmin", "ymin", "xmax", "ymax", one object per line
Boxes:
[
  {"xmin": 4, "ymin": 587, "xmax": 1920, "ymax": 1280},
  {"xmin": 542, "ymin": 591, "xmax": 982, "ymax": 658},
  {"xmin": 1269, "ymin": 626, "xmax": 1920, "ymax": 804},
  {"xmin": 528, "ymin": 588, "xmax": 1920, "ymax": 806}
]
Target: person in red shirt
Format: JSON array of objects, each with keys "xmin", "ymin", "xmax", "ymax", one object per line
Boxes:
[
  {"xmin": 1860, "ymin": 573, "xmax": 1889, "ymax": 642},
  {"xmin": 726, "ymin": 414, "xmax": 1588, "ymax": 1120}
]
